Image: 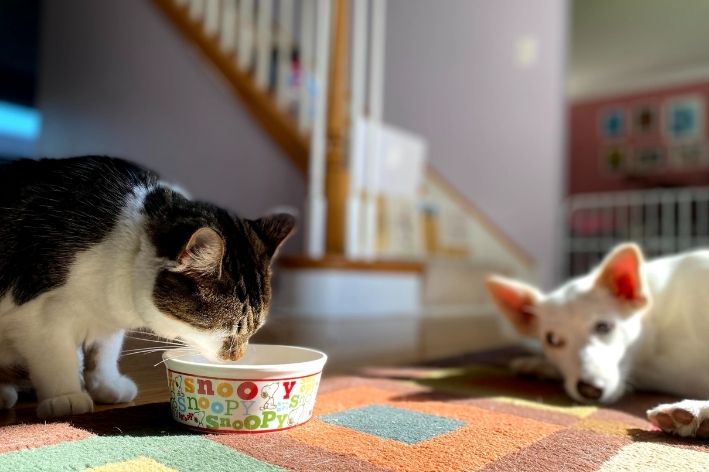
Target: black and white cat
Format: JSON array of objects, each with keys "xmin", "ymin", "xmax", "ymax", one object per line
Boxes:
[{"xmin": 0, "ymin": 156, "xmax": 294, "ymax": 418}]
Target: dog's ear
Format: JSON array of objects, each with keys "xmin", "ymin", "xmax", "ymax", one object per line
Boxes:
[
  {"xmin": 594, "ymin": 243, "xmax": 648, "ymax": 310},
  {"xmin": 486, "ymin": 275, "xmax": 542, "ymax": 337}
]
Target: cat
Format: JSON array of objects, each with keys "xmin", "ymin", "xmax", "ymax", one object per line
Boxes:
[{"xmin": 0, "ymin": 156, "xmax": 295, "ymax": 418}]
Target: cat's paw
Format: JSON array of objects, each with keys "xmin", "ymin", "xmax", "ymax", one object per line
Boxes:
[
  {"xmin": 0, "ymin": 385, "xmax": 18, "ymax": 409},
  {"xmin": 87, "ymin": 375, "xmax": 138, "ymax": 404},
  {"xmin": 647, "ymin": 400, "xmax": 709, "ymax": 438},
  {"xmin": 37, "ymin": 391, "xmax": 94, "ymax": 418},
  {"xmin": 510, "ymin": 356, "xmax": 562, "ymax": 381}
]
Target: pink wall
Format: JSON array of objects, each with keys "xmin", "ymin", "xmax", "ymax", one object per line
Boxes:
[{"xmin": 569, "ymin": 81, "xmax": 709, "ymax": 195}]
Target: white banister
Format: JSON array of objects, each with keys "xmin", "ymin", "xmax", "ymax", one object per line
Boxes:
[
  {"xmin": 345, "ymin": 0, "xmax": 368, "ymax": 258},
  {"xmin": 188, "ymin": 0, "xmax": 205, "ymax": 20},
  {"xmin": 237, "ymin": 0, "xmax": 255, "ymax": 71},
  {"xmin": 220, "ymin": 0, "xmax": 238, "ymax": 53},
  {"xmin": 298, "ymin": 0, "xmax": 315, "ymax": 132},
  {"xmin": 362, "ymin": 0, "xmax": 387, "ymax": 258},
  {"xmin": 276, "ymin": 0, "xmax": 294, "ymax": 109},
  {"xmin": 304, "ymin": 0, "xmax": 332, "ymax": 258},
  {"xmin": 204, "ymin": 0, "xmax": 220, "ymax": 37},
  {"xmin": 368, "ymin": 0, "xmax": 386, "ymax": 121},
  {"xmin": 255, "ymin": 0, "xmax": 274, "ymax": 89}
]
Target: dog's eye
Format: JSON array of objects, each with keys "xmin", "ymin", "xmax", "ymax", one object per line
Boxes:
[
  {"xmin": 594, "ymin": 321, "xmax": 614, "ymax": 335},
  {"xmin": 545, "ymin": 331, "xmax": 565, "ymax": 348}
]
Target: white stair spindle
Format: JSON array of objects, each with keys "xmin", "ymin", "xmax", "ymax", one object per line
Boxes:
[
  {"xmin": 345, "ymin": 0, "xmax": 368, "ymax": 258},
  {"xmin": 204, "ymin": 0, "xmax": 221, "ymax": 37},
  {"xmin": 189, "ymin": 0, "xmax": 205, "ymax": 20},
  {"xmin": 298, "ymin": 0, "xmax": 315, "ymax": 132},
  {"xmin": 363, "ymin": 0, "xmax": 387, "ymax": 258},
  {"xmin": 238, "ymin": 0, "xmax": 255, "ymax": 71},
  {"xmin": 276, "ymin": 0, "xmax": 294, "ymax": 108},
  {"xmin": 220, "ymin": 0, "xmax": 238, "ymax": 53},
  {"xmin": 255, "ymin": 0, "xmax": 274, "ymax": 89},
  {"xmin": 368, "ymin": 0, "xmax": 386, "ymax": 122},
  {"xmin": 305, "ymin": 0, "xmax": 332, "ymax": 258}
]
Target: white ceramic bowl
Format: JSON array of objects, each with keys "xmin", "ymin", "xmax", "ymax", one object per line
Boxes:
[{"xmin": 163, "ymin": 344, "xmax": 327, "ymax": 433}]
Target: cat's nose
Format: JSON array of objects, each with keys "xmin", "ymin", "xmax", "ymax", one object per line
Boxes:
[
  {"xmin": 219, "ymin": 342, "xmax": 247, "ymax": 361},
  {"xmin": 576, "ymin": 380, "xmax": 603, "ymax": 400}
]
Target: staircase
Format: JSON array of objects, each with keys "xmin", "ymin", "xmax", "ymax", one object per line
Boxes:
[{"xmin": 152, "ymin": 0, "xmax": 536, "ymax": 368}]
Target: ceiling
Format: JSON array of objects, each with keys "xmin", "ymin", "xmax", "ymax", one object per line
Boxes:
[{"xmin": 569, "ymin": 0, "xmax": 709, "ymax": 99}]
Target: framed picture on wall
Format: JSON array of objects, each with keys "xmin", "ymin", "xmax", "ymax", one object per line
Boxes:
[
  {"xmin": 598, "ymin": 107, "xmax": 627, "ymax": 140},
  {"xmin": 669, "ymin": 142, "xmax": 708, "ymax": 170},
  {"xmin": 630, "ymin": 147, "xmax": 665, "ymax": 174},
  {"xmin": 663, "ymin": 95, "xmax": 705, "ymax": 143},
  {"xmin": 633, "ymin": 103, "xmax": 659, "ymax": 135},
  {"xmin": 600, "ymin": 145, "xmax": 628, "ymax": 175}
]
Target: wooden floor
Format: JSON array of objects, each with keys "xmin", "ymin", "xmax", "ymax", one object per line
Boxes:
[{"xmin": 0, "ymin": 340, "xmax": 171, "ymax": 426}]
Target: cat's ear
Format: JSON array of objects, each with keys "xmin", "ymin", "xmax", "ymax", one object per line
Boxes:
[
  {"xmin": 251, "ymin": 213, "xmax": 296, "ymax": 257},
  {"xmin": 176, "ymin": 227, "xmax": 225, "ymax": 276}
]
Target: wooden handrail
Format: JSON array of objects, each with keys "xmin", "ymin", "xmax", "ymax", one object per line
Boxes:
[{"xmin": 152, "ymin": 0, "xmax": 310, "ymax": 174}]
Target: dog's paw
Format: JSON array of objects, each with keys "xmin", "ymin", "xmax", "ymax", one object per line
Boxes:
[
  {"xmin": 87, "ymin": 375, "xmax": 138, "ymax": 404},
  {"xmin": 647, "ymin": 400, "xmax": 709, "ymax": 438},
  {"xmin": 0, "ymin": 385, "xmax": 18, "ymax": 409},
  {"xmin": 510, "ymin": 356, "xmax": 561, "ymax": 381},
  {"xmin": 37, "ymin": 391, "xmax": 94, "ymax": 418}
]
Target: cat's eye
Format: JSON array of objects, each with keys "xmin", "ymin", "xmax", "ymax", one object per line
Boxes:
[
  {"xmin": 594, "ymin": 321, "xmax": 614, "ymax": 335},
  {"xmin": 545, "ymin": 331, "xmax": 565, "ymax": 348}
]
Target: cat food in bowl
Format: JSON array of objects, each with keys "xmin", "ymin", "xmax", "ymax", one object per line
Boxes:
[{"xmin": 163, "ymin": 344, "xmax": 327, "ymax": 433}]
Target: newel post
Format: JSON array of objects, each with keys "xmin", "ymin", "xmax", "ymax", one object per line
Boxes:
[{"xmin": 325, "ymin": 0, "xmax": 350, "ymax": 255}]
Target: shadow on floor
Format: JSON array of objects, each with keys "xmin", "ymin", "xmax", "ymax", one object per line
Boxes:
[{"xmin": 355, "ymin": 346, "xmax": 709, "ymax": 449}]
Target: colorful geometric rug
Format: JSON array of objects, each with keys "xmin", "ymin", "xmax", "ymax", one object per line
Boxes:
[{"xmin": 1, "ymin": 347, "xmax": 708, "ymax": 471}]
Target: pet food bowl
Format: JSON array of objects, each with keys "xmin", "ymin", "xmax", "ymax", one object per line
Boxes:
[{"xmin": 163, "ymin": 344, "xmax": 327, "ymax": 433}]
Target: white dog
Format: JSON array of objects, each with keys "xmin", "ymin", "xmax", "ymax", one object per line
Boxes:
[{"xmin": 486, "ymin": 243, "xmax": 709, "ymax": 438}]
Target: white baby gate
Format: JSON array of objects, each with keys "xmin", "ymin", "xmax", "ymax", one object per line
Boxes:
[{"xmin": 563, "ymin": 187, "xmax": 709, "ymax": 277}]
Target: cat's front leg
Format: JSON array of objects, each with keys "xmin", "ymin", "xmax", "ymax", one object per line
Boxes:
[
  {"xmin": 84, "ymin": 330, "xmax": 137, "ymax": 404},
  {"xmin": 647, "ymin": 400, "xmax": 709, "ymax": 438},
  {"xmin": 21, "ymin": 334, "xmax": 94, "ymax": 418}
]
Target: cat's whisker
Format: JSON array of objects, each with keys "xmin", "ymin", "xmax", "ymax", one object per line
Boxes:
[
  {"xmin": 122, "ymin": 343, "xmax": 197, "ymax": 355},
  {"xmin": 121, "ymin": 351, "xmax": 170, "ymax": 356},
  {"xmin": 126, "ymin": 329, "xmax": 183, "ymax": 340},
  {"xmin": 122, "ymin": 346, "xmax": 177, "ymax": 352},
  {"xmin": 123, "ymin": 344, "xmax": 179, "ymax": 350},
  {"xmin": 124, "ymin": 332, "xmax": 188, "ymax": 346},
  {"xmin": 123, "ymin": 343, "xmax": 185, "ymax": 350},
  {"xmin": 125, "ymin": 332, "xmax": 182, "ymax": 341},
  {"xmin": 121, "ymin": 347, "xmax": 182, "ymax": 356},
  {"xmin": 123, "ymin": 336, "xmax": 187, "ymax": 347},
  {"xmin": 122, "ymin": 349, "xmax": 166, "ymax": 354},
  {"xmin": 153, "ymin": 350, "xmax": 197, "ymax": 368}
]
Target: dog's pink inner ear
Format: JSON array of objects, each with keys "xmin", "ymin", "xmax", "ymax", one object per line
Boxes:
[
  {"xmin": 597, "ymin": 245, "xmax": 646, "ymax": 306},
  {"xmin": 486, "ymin": 277, "xmax": 539, "ymax": 336}
]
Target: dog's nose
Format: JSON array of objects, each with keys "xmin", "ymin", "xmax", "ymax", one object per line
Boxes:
[{"xmin": 576, "ymin": 380, "xmax": 603, "ymax": 401}]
